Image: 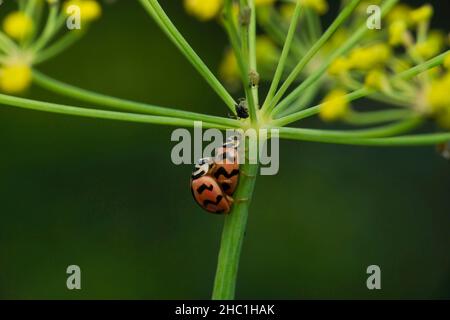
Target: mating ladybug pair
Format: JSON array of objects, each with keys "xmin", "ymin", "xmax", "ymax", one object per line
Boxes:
[{"xmin": 190, "ymin": 136, "xmax": 241, "ymax": 214}]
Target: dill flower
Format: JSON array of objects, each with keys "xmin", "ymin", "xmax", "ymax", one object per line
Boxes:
[
  {"xmin": 444, "ymin": 54, "xmax": 450, "ymax": 70},
  {"xmin": 320, "ymin": 89, "xmax": 349, "ymax": 122},
  {"xmin": 389, "ymin": 21, "xmax": 407, "ymax": 46},
  {"xmin": 3, "ymin": 11, "xmax": 33, "ymax": 41},
  {"xmin": 409, "ymin": 4, "xmax": 433, "ymax": 25},
  {"xmin": 184, "ymin": 0, "xmax": 223, "ymax": 21},
  {"xmin": 219, "ymin": 48, "xmax": 239, "ymax": 87},
  {"xmin": 65, "ymin": 0, "xmax": 102, "ymax": 22},
  {"xmin": 365, "ymin": 69, "xmax": 388, "ymax": 91},
  {"xmin": 386, "ymin": 4, "xmax": 412, "ymax": 25},
  {"xmin": 328, "ymin": 57, "xmax": 350, "ymax": 76},
  {"xmin": 301, "ymin": 0, "xmax": 328, "ymax": 15},
  {"xmin": 348, "ymin": 44, "xmax": 391, "ymax": 70},
  {"xmin": 412, "ymin": 31, "xmax": 445, "ymax": 60},
  {"xmin": 427, "ymin": 74, "xmax": 450, "ymax": 113},
  {"xmin": 0, "ymin": 63, "xmax": 32, "ymax": 94}
]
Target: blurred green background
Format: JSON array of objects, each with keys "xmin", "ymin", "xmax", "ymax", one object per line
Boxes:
[{"xmin": 0, "ymin": 0, "xmax": 449, "ymax": 299}]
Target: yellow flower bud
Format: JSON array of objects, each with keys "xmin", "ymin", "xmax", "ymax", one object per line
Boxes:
[
  {"xmin": 301, "ymin": 0, "xmax": 328, "ymax": 15},
  {"xmin": 280, "ymin": 4, "xmax": 296, "ymax": 22},
  {"xmin": 219, "ymin": 48, "xmax": 239, "ymax": 86},
  {"xmin": 427, "ymin": 74, "xmax": 450, "ymax": 112},
  {"xmin": 389, "ymin": 21, "xmax": 407, "ymax": 46},
  {"xmin": 409, "ymin": 4, "xmax": 433, "ymax": 25},
  {"xmin": 386, "ymin": 4, "xmax": 412, "ymax": 25},
  {"xmin": 328, "ymin": 57, "xmax": 350, "ymax": 76},
  {"xmin": 365, "ymin": 69, "xmax": 387, "ymax": 91},
  {"xmin": 320, "ymin": 89, "xmax": 349, "ymax": 122},
  {"xmin": 0, "ymin": 63, "xmax": 32, "ymax": 94},
  {"xmin": 348, "ymin": 44, "xmax": 391, "ymax": 70},
  {"xmin": 413, "ymin": 31, "xmax": 445, "ymax": 60},
  {"xmin": 444, "ymin": 54, "xmax": 450, "ymax": 70},
  {"xmin": 65, "ymin": 0, "xmax": 102, "ymax": 22},
  {"xmin": 3, "ymin": 11, "xmax": 33, "ymax": 41},
  {"xmin": 184, "ymin": 0, "xmax": 223, "ymax": 21}
]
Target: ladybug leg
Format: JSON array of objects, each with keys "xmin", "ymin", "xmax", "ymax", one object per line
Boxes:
[
  {"xmin": 225, "ymin": 195, "xmax": 234, "ymax": 205},
  {"xmin": 235, "ymin": 198, "xmax": 249, "ymax": 203}
]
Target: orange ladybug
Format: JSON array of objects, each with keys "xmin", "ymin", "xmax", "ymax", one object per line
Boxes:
[
  {"xmin": 191, "ymin": 160, "xmax": 233, "ymax": 214},
  {"xmin": 212, "ymin": 137, "xmax": 240, "ymax": 196}
]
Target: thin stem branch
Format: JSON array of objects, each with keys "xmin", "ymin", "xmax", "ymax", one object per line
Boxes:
[
  {"xmin": 264, "ymin": 0, "xmax": 362, "ymax": 114},
  {"xmin": 271, "ymin": 0, "xmax": 399, "ymax": 117},
  {"xmin": 279, "ymin": 127, "xmax": 450, "ymax": 146},
  {"xmin": 273, "ymin": 51, "xmax": 448, "ymax": 127},
  {"xmin": 0, "ymin": 93, "xmax": 233, "ymax": 130},
  {"xmin": 262, "ymin": 0, "xmax": 302, "ymax": 111},
  {"xmin": 343, "ymin": 109, "xmax": 413, "ymax": 126},
  {"xmin": 32, "ymin": 70, "xmax": 241, "ymax": 128},
  {"xmin": 139, "ymin": 0, "xmax": 236, "ymax": 114}
]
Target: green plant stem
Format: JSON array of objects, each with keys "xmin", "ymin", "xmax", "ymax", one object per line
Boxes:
[
  {"xmin": 212, "ymin": 162, "xmax": 259, "ymax": 300},
  {"xmin": 343, "ymin": 109, "xmax": 413, "ymax": 126},
  {"xmin": 139, "ymin": 0, "xmax": 236, "ymax": 114},
  {"xmin": 248, "ymin": 0, "xmax": 259, "ymax": 115},
  {"xmin": 271, "ymin": 0, "xmax": 399, "ymax": 116},
  {"xmin": 279, "ymin": 127, "xmax": 450, "ymax": 146},
  {"xmin": 32, "ymin": 3, "xmax": 62, "ymax": 53},
  {"xmin": 264, "ymin": 0, "xmax": 362, "ymax": 114},
  {"xmin": 0, "ymin": 93, "xmax": 233, "ymax": 130},
  {"xmin": 274, "ymin": 51, "xmax": 448, "ymax": 127},
  {"xmin": 263, "ymin": 0, "xmax": 302, "ymax": 110},
  {"xmin": 236, "ymin": 0, "xmax": 258, "ymax": 123},
  {"xmin": 32, "ymin": 70, "xmax": 241, "ymax": 128},
  {"xmin": 33, "ymin": 30, "xmax": 86, "ymax": 64}
]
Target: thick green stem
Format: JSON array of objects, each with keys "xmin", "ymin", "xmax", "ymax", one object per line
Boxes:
[{"xmin": 212, "ymin": 162, "xmax": 259, "ymax": 300}]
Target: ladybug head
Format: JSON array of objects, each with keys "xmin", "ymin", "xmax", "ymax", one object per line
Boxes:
[{"xmin": 192, "ymin": 158, "xmax": 213, "ymax": 179}]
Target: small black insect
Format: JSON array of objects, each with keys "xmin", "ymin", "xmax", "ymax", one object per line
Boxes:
[{"xmin": 235, "ymin": 99, "xmax": 249, "ymax": 119}]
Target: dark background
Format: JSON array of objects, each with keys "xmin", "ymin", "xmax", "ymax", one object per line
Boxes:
[{"xmin": 0, "ymin": 0, "xmax": 449, "ymax": 299}]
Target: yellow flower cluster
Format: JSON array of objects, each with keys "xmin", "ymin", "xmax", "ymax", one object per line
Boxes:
[
  {"xmin": 3, "ymin": 11, "xmax": 33, "ymax": 41},
  {"xmin": 328, "ymin": 43, "xmax": 391, "ymax": 76},
  {"xmin": 427, "ymin": 58, "xmax": 450, "ymax": 128},
  {"xmin": 319, "ymin": 89, "xmax": 349, "ymax": 122},
  {"xmin": 64, "ymin": 0, "xmax": 102, "ymax": 22},
  {"xmin": 0, "ymin": 1, "xmax": 101, "ymax": 94},
  {"xmin": 0, "ymin": 63, "xmax": 32, "ymax": 94},
  {"xmin": 184, "ymin": 0, "xmax": 277, "ymax": 21}
]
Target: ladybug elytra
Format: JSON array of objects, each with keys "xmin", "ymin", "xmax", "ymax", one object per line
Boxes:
[{"xmin": 190, "ymin": 136, "xmax": 241, "ymax": 214}]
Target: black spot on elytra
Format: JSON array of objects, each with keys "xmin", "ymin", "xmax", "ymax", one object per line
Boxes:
[
  {"xmin": 203, "ymin": 195, "xmax": 223, "ymax": 208},
  {"xmin": 197, "ymin": 183, "xmax": 214, "ymax": 194},
  {"xmin": 214, "ymin": 167, "xmax": 240, "ymax": 179}
]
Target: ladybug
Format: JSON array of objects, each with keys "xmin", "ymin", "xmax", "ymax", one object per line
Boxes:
[
  {"xmin": 191, "ymin": 159, "xmax": 233, "ymax": 214},
  {"xmin": 190, "ymin": 136, "xmax": 241, "ymax": 214},
  {"xmin": 212, "ymin": 136, "xmax": 240, "ymax": 195}
]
